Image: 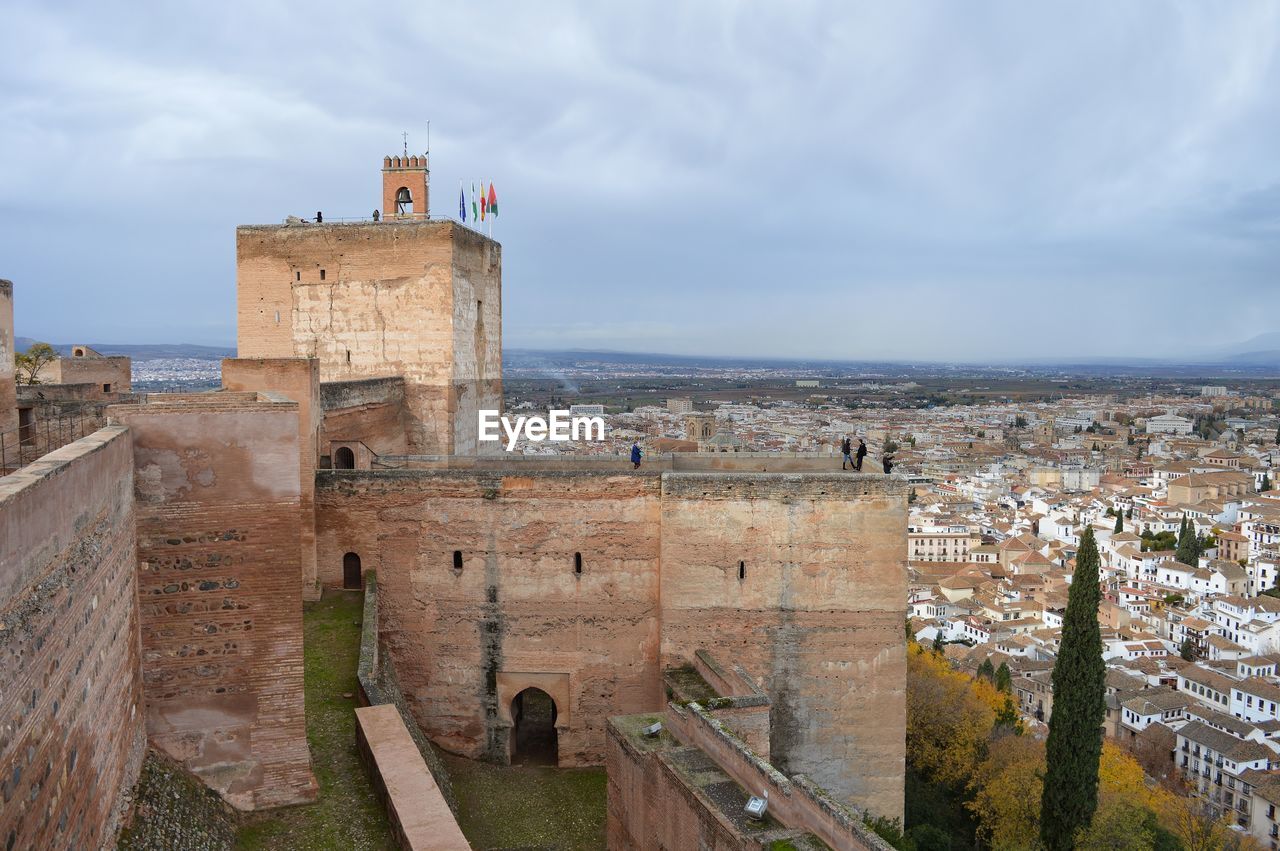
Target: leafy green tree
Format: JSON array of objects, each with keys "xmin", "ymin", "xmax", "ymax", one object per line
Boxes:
[
  {"xmin": 977, "ymin": 658, "xmax": 995, "ymax": 682},
  {"xmin": 932, "ymin": 634, "xmax": 946, "ymax": 656},
  {"xmin": 1074, "ymin": 801, "xmax": 1156, "ymax": 851},
  {"xmin": 1180, "ymin": 639, "xmax": 1197, "ymax": 662},
  {"xmin": 994, "ymin": 662, "xmax": 1012, "ymax": 694},
  {"xmin": 1114, "ymin": 513, "xmax": 1123, "ymax": 534},
  {"xmin": 994, "ymin": 695, "xmax": 1024, "ymax": 736},
  {"xmin": 14, "ymin": 341, "xmax": 57, "ymax": 385},
  {"xmin": 909, "ymin": 488, "xmax": 917, "ymax": 504},
  {"xmin": 1041, "ymin": 527, "xmax": 1106, "ymax": 851},
  {"xmin": 907, "ymin": 823, "xmax": 953, "ymax": 851},
  {"xmin": 1262, "ymin": 474, "xmax": 1272, "ymax": 493}
]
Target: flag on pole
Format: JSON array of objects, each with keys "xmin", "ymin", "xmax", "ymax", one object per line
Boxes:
[
  {"xmin": 480, "ymin": 180, "xmax": 486, "ymax": 221},
  {"xmin": 459, "ymin": 182, "xmax": 466, "ymax": 222},
  {"xmin": 488, "ymin": 182, "xmax": 498, "ymax": 217},
  {"xmin": 471, "ymin": 183, "xmax": 479, "ymax": 222}
]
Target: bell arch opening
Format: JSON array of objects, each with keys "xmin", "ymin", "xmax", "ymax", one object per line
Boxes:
[{"xmin": 395, "ymin": 187, "xmax": 413, "ymax": 214}]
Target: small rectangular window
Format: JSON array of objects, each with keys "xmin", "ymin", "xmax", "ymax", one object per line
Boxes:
[
  {"xmin": 320, "ymin": 269, "xmax": 326, "ymax": 280},
  {"xmin": 453, "ymin": 550, "xmax": 463, "ymax": 571},
  {"xmin": 103, "ymin": 383, "xmax": 111, "ymax": 393},
  {"xmin": 738, "ymin": 561, "xmax": 746, "ymax": 580},
  {"xmin": 295, "ymin": 271, "xmax": 300, "ymax": 281},
  {"xmin": 574, "ymin": 552, "xmax": 583, "ymax": 575}
]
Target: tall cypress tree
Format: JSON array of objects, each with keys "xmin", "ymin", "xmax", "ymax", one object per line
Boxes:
[
  {"xmin": 1175, "ymin": 516, "xmax": 1197, "ymax": 566},
  {"xmin": 1113, "ymin": 512, "xmax": 1123, "ymax": 534},
  {"xmin": 1041, "ymin": 526, "xmax": 1105, "ymax": 850}
]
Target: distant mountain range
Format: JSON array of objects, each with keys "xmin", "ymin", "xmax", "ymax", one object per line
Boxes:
[
  {"xmin": 14, "ymin": 338, "xmax": 235, "ymax": 362},
  {"xmin": 1201, "ymin": 332, "xmax": 1280, "ymax": 365},
  {"xmin": 12, "ymin": 332, "xmax": 1278, "ymax": 370}
]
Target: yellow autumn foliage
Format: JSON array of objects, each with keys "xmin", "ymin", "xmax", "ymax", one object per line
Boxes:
[
  {"xmin": 966, "ymin": 733, "xmax": 1044, "ymax": 850},
  {"xmin": 906, "ymin": 643, "xmax": 996, "ymax": 788}
]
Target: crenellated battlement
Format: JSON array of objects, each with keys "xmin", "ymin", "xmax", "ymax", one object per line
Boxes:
[{"xmin": 382, "ymin": 153, "xmax": 429, "ymax": 170}]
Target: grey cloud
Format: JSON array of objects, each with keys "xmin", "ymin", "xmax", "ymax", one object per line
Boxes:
[{"xmin": 0, "ymin": 1, "xmax": 1277, "ymax": 360}]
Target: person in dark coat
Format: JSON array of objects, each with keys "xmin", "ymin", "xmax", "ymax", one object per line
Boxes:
[
  {"xmin": 841, "ymin": 436, "xmax": 854, "ymax": 470},
  {"xmin": 630, "ymin": 442, "xmax": 642, "ymax": 469},
  {"xmin": 882, "ymin": 453, "xmax": 895, "ymax": 475},
  {"xmin": 855, "ymin": 438, "xmax": 868, "ymax": 471}
]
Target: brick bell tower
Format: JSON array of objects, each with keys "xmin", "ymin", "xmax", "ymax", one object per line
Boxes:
[{"xmin": 382, "ymin": 154, "xmax": 429, "ymax": 218}]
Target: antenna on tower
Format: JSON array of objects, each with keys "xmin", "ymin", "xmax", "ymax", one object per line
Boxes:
[{"xmin": 427, "ymin": 120, "xmax": 431, "ymax": 158}]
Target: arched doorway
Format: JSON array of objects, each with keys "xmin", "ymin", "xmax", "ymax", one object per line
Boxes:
[
  {"xmin": 511, "ymin": 687, "xmax": 558, "ymax": 765},
  {"xmin": 334, "ymin": 446, "xmax": 355, "ymax": 469},
  {"xmin": 343, "ymin": 552, "xmax": 362, "ymax": 589}
]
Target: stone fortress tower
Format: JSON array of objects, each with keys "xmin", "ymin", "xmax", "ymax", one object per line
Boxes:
[
  {"xmin": 236, "ymin": 153, "xmax": 501, "ymax": 455},
  {"xmin": 0, "ymin": 153, "xmax": 909, "ymax": 849}
]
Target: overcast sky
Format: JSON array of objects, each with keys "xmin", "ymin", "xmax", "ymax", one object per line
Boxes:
[{"xmin": 2, "ymin": 2, "xmax": 1277, "ymax": 361}]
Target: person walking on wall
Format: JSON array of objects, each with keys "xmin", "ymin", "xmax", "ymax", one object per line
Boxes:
[
  {"xmin": 841, "ymin": 436, "xmax": 854, "ymax": 470},
  {"xmin": 855, "ymin": 438, "xmax": 868, "ymax": 472},
  {"xmin": 631, "ymin": 441, "xmax": 643, "ymax": 469}
]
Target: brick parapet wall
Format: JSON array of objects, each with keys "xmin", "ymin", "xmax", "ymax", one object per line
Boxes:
[
  {"xmin": 663, "ymin": 702, "xmax": 893, "ymax": 851},
  {"xmin": 109, "ymin": 399, "xmax": 317, "ymax": 810},
  {"xmin": 0, "ymin": 426, "xmax": 146, "ymax": 850},
  {"xmin": 321, "ymin": 377, "xmax": 406, "ymax": 411},
  {"xmin": 354, "ymin": 705, "xmax": 469, "ymax": 851},
  {"xmin": 355, "ymin": 571, "xmax": 457, "ymax": 812}
]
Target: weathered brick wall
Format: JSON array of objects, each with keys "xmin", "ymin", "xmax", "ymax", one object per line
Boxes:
[
  {"xmin": 605, "ymin": 720, "xmax": 746, "ymax": 851},
  {"xmin": 0, "ymin": 279, "xmax": 15, "ymax": 436},
  {"xmin": 316, "ymin": 470, "xmax": 663, "ymax": 766},
  {"xmin": 315, "ymin": 468, "xmax": 907, "ymax": 817},
  {"xmin": 46, "ymin": 356, "xmax": 132, "ymax": 393},
  {"xmin": 0, "ymin": 426, "xmax": 146, "ymax": 850},
  {"xmin": 320, "ymin": 377, "xmax": 410, "ymax": 457},
  {"xmin": 236, "ymin": 221, "xmax": 500, "ymax": 455},
  {"xmin": 221, "ymin": 358, "xmax": 322, "ymax": 600},
  {"xmin": 109, "ymin": 397, "xmax": 317, "ymax": 810},
  {"xmin": 449, "ymin": 227, "xmax": 502, "ymax": 456},
  {"xmin": 660, "ymin": 473, "xmax": 907, "ymax": 821}
]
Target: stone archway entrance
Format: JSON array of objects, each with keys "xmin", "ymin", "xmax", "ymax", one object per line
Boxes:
[
  {"xmin": 510, "ymin": 687, "xmax": 558, "ymax": 766},
  {"xmin": 334, "ymin": 446, "xmax": 355, "ymax": 469}
]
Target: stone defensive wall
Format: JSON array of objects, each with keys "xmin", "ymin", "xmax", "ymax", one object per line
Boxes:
[
  {"xmin": 236, "ymin": 220, "xmax": 501, "ymax": 455},
  {"xmin": 320, "ymin": 376, "xmax": 410, "ymax": 458},
  {"xmin": 608, "ymin": 700, "xmax": 895, "ymax": 851},
  {"xmin": 0, "ymin": 426, "xmax": 146, "ymax": 851},
  {"xmin": 108, "ymin": 393, "xmax": 317, "ymax": 810},
  {"xmin": 45, "ymin": 354, "xmax": 132, "ymax": 394},
  {"xmin": 221, "ymin": 360, "xmax": 322, "ymax": 598},
  {"xmin": 377, "ymin": 451, "xmax": 859, "ymax": 473},
  {"xmin": 315, "ymin": 464, "xmax": 907, "ymax": 819}
]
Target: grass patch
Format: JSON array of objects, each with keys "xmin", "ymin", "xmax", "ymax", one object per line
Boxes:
[
  {"xmin": 235, "ymin": 590, "xmax": 395, "ymax": 850},
  {"xmin": 443, "ymin": 752, "xmax": 606, "ymax": 850}
]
